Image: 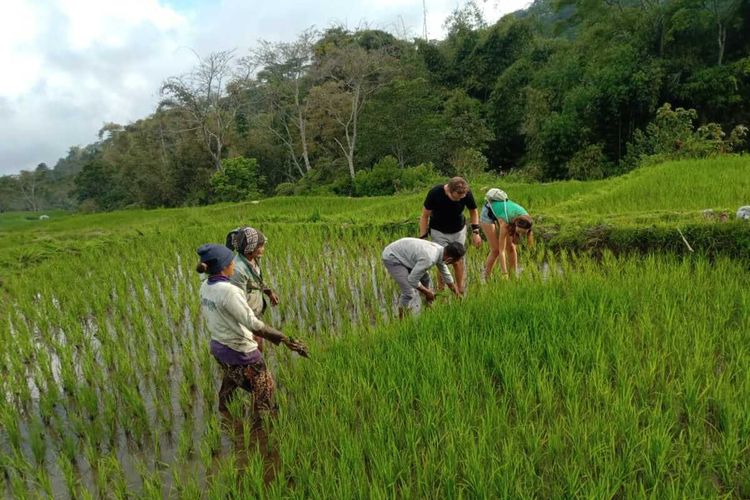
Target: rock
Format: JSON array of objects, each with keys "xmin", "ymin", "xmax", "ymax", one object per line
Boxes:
[
  {"xmin": 38, "ymin": 214, "xmax": 49, "ymax": 220},
  {"xmin": 737, "ymin": 206, "xmax": 750, "ymax": 220}
]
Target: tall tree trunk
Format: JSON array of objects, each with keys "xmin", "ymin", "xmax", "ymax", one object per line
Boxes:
[{"xmin": 295, "ymin": 84, "xmax": 312, "ymax": 173}]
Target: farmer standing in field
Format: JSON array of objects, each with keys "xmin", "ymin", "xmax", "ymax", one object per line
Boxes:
[
  {"xmin": 382, "ymin": 237, "xmax": 465, "ymax": 318},
  {"xmin": 195, "ymin": 243, "xmax": 308, "ymax": 417},
  {"xmin": 226, "ymin": 226, "xmax": 280, "ymax": 351},
  {"xmin": 419, "ymin": 177, "xmax": 482, "ymax": 295},
  {"xmin": 480, "ymin": 191, "xmax": 534, "ymax": 279}
]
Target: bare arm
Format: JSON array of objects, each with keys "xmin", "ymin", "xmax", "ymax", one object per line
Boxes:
[
  {"xmin": 419, "ymin": 208, "xmax": 432, "ymax": 238},
  {"xmin": 469, "ymin": 208, "xmax": 479, "ymax": 225},
  {"xmin": 468, "ymin": 208, "xmax": 482, "ymax": 248}
]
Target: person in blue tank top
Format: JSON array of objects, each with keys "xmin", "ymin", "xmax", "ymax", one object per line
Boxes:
[{"xmin": 479, "ymin": 189, "xmax": 534, "ymax": 280}]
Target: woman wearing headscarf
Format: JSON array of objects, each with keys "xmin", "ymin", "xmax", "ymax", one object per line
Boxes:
[
  {"xmin": 196, "ymin": 243, "xmax": 307, "ymax": 416},
  {"xmin": 226, "ymin": 227, "xmax": 280, "ymax": 350}
]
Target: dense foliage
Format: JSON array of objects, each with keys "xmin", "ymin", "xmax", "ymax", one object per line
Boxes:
[{"xmin": 1, "ymin": 0, "xmax": 748, "ymax": 211}]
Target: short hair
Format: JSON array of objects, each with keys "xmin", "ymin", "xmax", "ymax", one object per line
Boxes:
[
  {"xmin": 444, "ymin": 242, "xmax": 466, "ymax": 260},
  {"xmin": 447, "ymin": 177, "xmax": 469, "ymax": 194}
]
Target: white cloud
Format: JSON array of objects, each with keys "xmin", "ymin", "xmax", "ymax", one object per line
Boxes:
[{"xmin": 0, "ymin": 0, "xmax": 529, "ymax": 176}]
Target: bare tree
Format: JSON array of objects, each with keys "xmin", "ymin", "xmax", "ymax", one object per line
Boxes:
[
  {"xmin": 701, "ymin": 0, "xmax": 741, "ymax": 65},
  {"xmin": 159, "ymin": 50, "xmax": 240, "ymax": 172},
  {"xmin": 17, "ymin": 169, "xmax": 45, "ymax": 212},
  {"xmin": 308, "ymin": 44, "xmax": 396, "ymax": 179},
  {"xmin": 245, "ymin": 28, "xmax": 318, "ymax": 177}
]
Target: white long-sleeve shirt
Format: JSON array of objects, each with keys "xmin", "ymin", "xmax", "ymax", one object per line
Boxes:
[
  {"xmin": 381, "ymin": 237, "xmax": 454, "ymax": 287},
  {"xmin": 199, "ymin": 279, "xmax": 266, "ymax": 353}
]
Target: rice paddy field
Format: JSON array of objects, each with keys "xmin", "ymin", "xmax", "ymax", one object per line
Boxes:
[{"xmin": 1, "ymin": 157, "xmax": 749, "ymax": 498}]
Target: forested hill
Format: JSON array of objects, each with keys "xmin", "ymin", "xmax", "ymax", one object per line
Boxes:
[{"xmin": 2, "ymin": 0, "xmax": 748, "ymax": 212}]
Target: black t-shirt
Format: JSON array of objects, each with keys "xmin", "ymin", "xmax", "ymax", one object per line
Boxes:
[{"xmin": 423, "ymin": 184, "xmax": 477, "ymax": 234}]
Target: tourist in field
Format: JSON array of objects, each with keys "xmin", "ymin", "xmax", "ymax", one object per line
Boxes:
[
  {"xmin": 382, "ymin": 237, "xmax": 465, "ymax": 317},
  {"xmin": 196, "ymin": 243, "xmax": 308, "ymax": 417},
  {"xmin": 479, "ymin": 191, "xmax": 534, "ymax": 279},
  {"xmin": 419, "ymin": 177, "xmax": 482, "ymax": 295},
  {"xmin": 226, "ymin": 226, "xmax": 279, "ymax": 350}
]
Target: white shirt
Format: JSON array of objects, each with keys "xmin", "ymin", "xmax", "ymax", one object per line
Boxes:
[
  {"xmin": 199, "ymin": 279, "xmax": 266, "ymax": 353},
  {"xmin": 382, "ymin": 237, "xmax": 454, "ymax": 287}
]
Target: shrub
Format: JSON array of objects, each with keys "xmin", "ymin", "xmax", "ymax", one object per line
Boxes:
[
  {"xmin": 274, "ymin": 182, "xmax": 296, "ymax": 196},
  {"xmin": 567, "ymin": 144, "xmax": 610, "ymax": 180},
  {"xmin": 353, "ymin": 157, "xmax": 441, "ymax": 197},
  {"xmin": 354, "ymin": 156, "xmax": 401, "ymax": 196},
  {"xmin": 210, "ymin": 157, "xmax": 263, "ymax": 202},
  {"xmin": 399, "ymin": 162, "xmax": 440, "ymax": 191},
  {"xmin": 623, "ymin": 103, "xmax": 747, "ymax": 169},
  {"xmin": 449, "ymin": 148, "xmax": 488, "ymax": 179}
]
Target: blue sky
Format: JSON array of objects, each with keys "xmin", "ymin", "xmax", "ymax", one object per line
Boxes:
[{"xmin": 0, "ymin": 0, "xmax": 530, "ymax": 176}]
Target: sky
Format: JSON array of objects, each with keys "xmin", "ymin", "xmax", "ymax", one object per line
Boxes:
[{"xmin": 0, "ymin": 0, "xmax": 531, "ymax": 176}]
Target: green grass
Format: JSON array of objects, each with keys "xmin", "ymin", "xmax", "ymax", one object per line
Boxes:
[
  {"xmin": 271, "ymin": 254, "xmax": 750, "ymax": 497},
  {"xmin": 0, "ymin": 157, "xmax": 748, "ymax": 497},
  {"xmin": 553, "ymin": 156, "xmax": 749, "ymax": 216}
]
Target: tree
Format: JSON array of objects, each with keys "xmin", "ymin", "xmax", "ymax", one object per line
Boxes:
[
  {"xmin": 699, "ymin": 0, "xmax": 743, "ymax": 65},
  {"xmin": 74, "ymin": 158, "xmax": 127, "ymax": 211},
  {"xmin": 17, "ymin": 169, "xmax": 46, "ymax": 212},
  {"xmin": 0, "ymin": 176, "xmax": 20, "ymax": 212},
  {"xmin": 247, "ymin": 28, "xmax": 318, "ymax": 177},
  {"xmin": 358, "ymin": 78, "xmax": 444, "ymax": 168},
  {"xmin": 307, "ymin": 44, "xmax": 396, "ymax": 179},
  {"xmin": 159, "ymin": 50, "xmax": 241, "ymax": 172},
  {"xmin": 440, "ymin": 89, "xmax": 493, "ymax": 166}
]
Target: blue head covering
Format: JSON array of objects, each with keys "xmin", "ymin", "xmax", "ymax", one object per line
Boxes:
[{"xmin": 196, "ymin": 243, "xmax": 234, "ymax": 275}]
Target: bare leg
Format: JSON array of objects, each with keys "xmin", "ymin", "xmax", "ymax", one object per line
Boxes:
[
  {"xmin": 506, "ymin": 238, "xmax": 518, "ymax": 275},
  {"xmin": 481, "ymin": 222, "xmax": 499, "ymax": 280},
  {"xmin": 218, "ymin": 372, "xmax": 239, "ymax": 415},
  {"xmin": 453, "ymin": 258, "xmax": 466, "ymax": 294}
]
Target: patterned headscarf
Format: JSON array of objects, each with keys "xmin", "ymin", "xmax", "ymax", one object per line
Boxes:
[{"xmin": 226, "ymin": 226, "xmax": 266, "ymax": 256}]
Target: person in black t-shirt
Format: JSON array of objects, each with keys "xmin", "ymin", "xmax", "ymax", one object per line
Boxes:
[{"xmin": 418, "ymin": 177, "xmax": 482, "ymax": 295}]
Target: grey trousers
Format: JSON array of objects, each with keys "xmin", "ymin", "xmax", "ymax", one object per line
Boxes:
[{"xmin": 382, "ymin": 259, "xmax": 432, "ymax": 310}]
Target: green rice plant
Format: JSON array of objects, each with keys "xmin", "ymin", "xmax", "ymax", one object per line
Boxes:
[
  {"xmin": 56, "ymin": 450, "xmax": 78, "ymax": 497},
  {"xmin": 178, "ymin": 380, "xmax": 194, "ymax": 417},
  {"xmin": 202, "ymin": 414, "xmax": 222, "ymax": 459},
  {"xmin": 134, "ymin": 457, "xmax": 163, "ymax": 499},
  {"xmin": 175, "ymin": 418, "xmax": 195, "ymax": 462},
  {"xmin": 33, "ymin": 465, "xmax": 54, "ymax": 498},
  {"xmin": 82, "ymin": 435, "xmax": 99, "ymax": 474},
  {"xmin": 28, "ymin": 413, "xmax": 46, "ymax": 466},
  {"xmin": 170, "ymin": 466, "xmax": 201, "ymax": 499},
  {"xmin": 94, "ymin": 453, "xmax": 128, "ymax": 500},
  {"xmin": 58, "ymin": 427, "xmax": 79, "ymax": 465},
  {"xmin": 205, "ymin": 454, "xmax": 238, "ymax": 498}
]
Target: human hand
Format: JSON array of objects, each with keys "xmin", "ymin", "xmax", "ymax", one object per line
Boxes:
[
  {"xmin": 283, "ymin": 337, "xmax": 309, "ymax": 358},
  {"xmin": 471, "ymin": 232, "xmax": 482, "ymax": 248},
  {"xmin": 422, "ymin": 288, "xmax": 436, "ymax": 302},
  {"xmin": 268, "ymin": 291, "xmax": 280, "ymax": 306}
]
